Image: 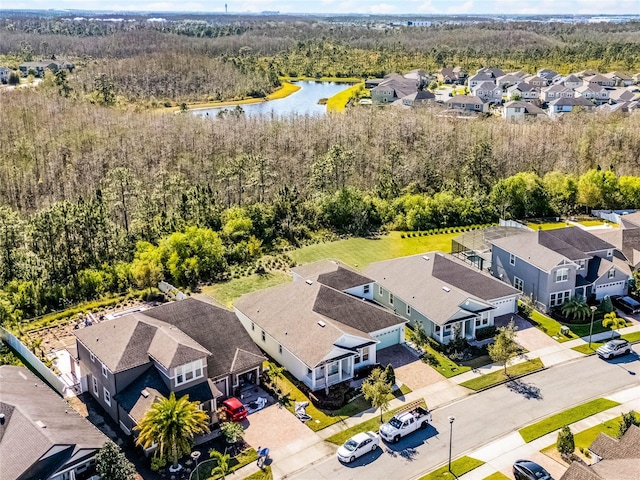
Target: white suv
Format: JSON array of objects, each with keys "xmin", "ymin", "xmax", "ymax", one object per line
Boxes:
[{"xmin": 596, "ymin": 339, "xmax": 632, "ymax": 359}]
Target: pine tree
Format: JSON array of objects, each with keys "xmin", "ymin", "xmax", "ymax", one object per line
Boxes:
[{"xmin": 95, "ymin": 442, "xmax": 137, "ymax": 480}]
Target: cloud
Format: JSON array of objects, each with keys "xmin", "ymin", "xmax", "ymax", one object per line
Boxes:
[
  {"xmin": 369, "ymin": 3, "xmax": 398, "ymax": 14},
  {"xmin": 447, "ymin": 0, "xmax": 474, "ymax": 14}
]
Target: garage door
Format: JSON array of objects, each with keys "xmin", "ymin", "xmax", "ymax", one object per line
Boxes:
[
  {"xmin": 595, "ymin": 281, "xmax": 626, "ymax": 300},
  {"xmin": 373, "ymin": 327, "xmax": 402, "ymax": 350},
  {"xmin": 491, "ymin": 296, "xmax": 517, "ymax": 316}
]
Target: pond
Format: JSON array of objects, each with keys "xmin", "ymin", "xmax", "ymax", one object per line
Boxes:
[{"xmin": 192, "ymin": 81, "xmax": 353, "ymax": 118}]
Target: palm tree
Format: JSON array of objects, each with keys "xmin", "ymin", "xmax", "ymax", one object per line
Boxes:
[
  {"xmin": 209, "ymin": 450, "xmax": 231, "ymax": 479},
  {"xmin": 560, "ymin": 298, "xmax": 591, "ymax": 322},
  {"xmin": 602, "ymin": 312, "xmax": 627, "ymax": 339},
  {"xmin": 135, "ymin": 392, "xmax": 210, "ymax": 470}
]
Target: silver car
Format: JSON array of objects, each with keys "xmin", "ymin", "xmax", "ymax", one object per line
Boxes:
[{"xmin": 596, "ymin": 339, "xmax": 632, "ymax": 359}]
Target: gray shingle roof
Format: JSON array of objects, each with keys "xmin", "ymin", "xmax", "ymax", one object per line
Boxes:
[
  {"xmin": 550, "ymin": 96, "xmax": 595, "ymax": 107},
  {"xmin": 543, "ymin": 227, "xmax": 614, "ymax": 253},
  {"xmin": 293, "ymin": 260, "xmax": 373, "ymax": 291},
  {"xmin": 0, "ymin": 366, "xmax": 108, "ymax": 480}
]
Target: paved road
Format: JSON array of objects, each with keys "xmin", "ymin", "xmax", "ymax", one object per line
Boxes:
[{"xmin": 288, "ymin": 345, "xmax": 640, "ymax": 480}]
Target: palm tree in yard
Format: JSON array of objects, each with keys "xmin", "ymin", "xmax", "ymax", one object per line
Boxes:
[{"xmin": 135, "ymin": 392, "xmax": 210, "ymax": 470}]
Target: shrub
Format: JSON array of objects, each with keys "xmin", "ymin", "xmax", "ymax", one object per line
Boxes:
[
  {"xmin": 475, "ymin": 326, "xmax": 497, "ymax": 341},
  {"xmin": 383, "ymin": 364, "xmax": 395, "ymax": 386},
  {"xmin": 557, "ymin": 426, "xmax": 575, "ymax": 456},
  {"xmin": 150, "ymin": 455, "xmax": 167, "ymax": 471}
]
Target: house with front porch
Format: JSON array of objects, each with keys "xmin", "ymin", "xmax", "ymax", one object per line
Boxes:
[
  {"xmin": 575, "ymin": 83, "xmax": 610, "ymax": 104},
  {"xmin": 74, "ymin": 298, "xmax": 264, "ymax": 440},
  {"xmin": 548, "ymin": 96, "xmax": 596, "ymax": 114},
  {"xmin": 363, "ymin": 252, "xmax": 520, "ymax": 345},
  {"xmin": 234, "ymin": 264, "xmax": 406, "ymax": 392},
  {"xmin": 490, "ymin": 228, "xmax": 632, "ymax": 312}
]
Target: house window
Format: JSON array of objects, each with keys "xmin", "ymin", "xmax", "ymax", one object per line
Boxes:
[
  {"xmin": 515, "ymin": 107, "xmax": 522, "ymax": 112},
  {"xmin": 550, "ymin": 291, "xmax": 571, "ymax": 308},
  {"xmin": 101, "ymin": 363, "xmax": 108, "ymax": 378},
  {"xmin": 607, "ymin": 249, "xmax": 613, "ymax": 257},
  {"xmin": 103, "ymin": 387, "xmax": 111, "ymax": 406},
  {"xmin": 363, "ymin": 285, "xmax": 370, "ymax": 294},
  {"xmin": 92, "ymin": 376, "xmax": 98, "ymax": 396},
  {"xmin": 90, "ymin": 352, "xmax": 95, "ymax": 363},
  {"xmin": 175, "ymin": 359, "xmax": 205, "ymax": 386},
  {"xmin": 279, "ymin": 344, "xmax": 282, "ymax": 355},
  {"xmin": 406, "ymin": 304, "xmax": 411, "ymax": 316},
  {"xmin": 251, "ymin": 322, "xmax": 255, "ymax": 331},
  {"xmin": 378, "ymin": 285, "xmax": 383, "ymax": 295},
  {"xmin": 361, "ymin": 347, "xmax": 369, "ymax": 362},
  {"xmin": 514, "ymin": 277, "xmax": 524, "ymax": 292},
  {"xmin": 576, "ymin": 260, "xmax": 585, "ymax": 271},
  {"xmin": 261, "ymin": 330, "xmax": 266, "ymax": 342},
  {"xmin": 608, "ymin": 269, "xmax": 615, "ymax": 279},
  {"xmin": 329, "ymin": 363, "xmax": 339, "ymax": 376},
  {"xmin": 509, "ymin": 253, "xmax": 515, "ymax": 266},
  {"xmin": 475, "ymin": 319, "xmax": 481, "ymax": 327},
  {"xmin": 389, "ymin": 293, "xmax": 394, "ymax": 306},
  {"xmin": 435, "ymin": 325, "xmax": 441, "ymax": 333},
  {"xmin": 555, "ymin": 268, "xmax": 569, "ymax": 283}
]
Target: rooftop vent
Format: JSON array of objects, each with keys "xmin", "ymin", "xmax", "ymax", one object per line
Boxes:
[
  {"xmin": 317, "ymin": 321, "xmax": 326, "ymax": 328},
  {"xmin": 141, "ymin": 389, "xmax": 150, "ymax": 398},
  {"xmin": 442, "ymin": 287, "xmax": 451, "ymax": 292},
  {"xmin": 305, "ymin": 279, "xmax": 313, "ymax": 285},
  {"xmin": 35, "ymin": 420, "xmax": 46, "ymax": 428},
  {"xmin": 422, "ymin": 255, "xmax": 430, "ymax": 261}
]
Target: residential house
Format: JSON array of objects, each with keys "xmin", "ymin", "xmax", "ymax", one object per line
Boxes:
[
  {"xmin": 592, "ymin": 211, "xmax": 640, "ymax": 269},
  {"xmin": 537, "ymin": 68, "xmax": 561, "ymax": 84},
  {"xmin": 445, "ymin": 95, "xmax": 488, "ymax": 113},
  {"xmin": 0, "ymin": 365, "xmax": 108, "ymax": 480},
  {"xmin": 608, "ymin": 87, "xmax": 637, "ymax": 103},
  {"xmin": 370, "ymin": 73, "xmax": 418, "ymax": 103},
  {"xmin": 401, "ymin": 89, "xmax": 436, "ymax": 107},
  {"xmin": 575, "ymin": 83, "xmax": 610, "ymax": 104},
  {"xmin": 365, "ymin": 78, "xmax": 384, "ymax": 89},
  {"xmin": 548, "ymin": 96, "xmax": 596, "ymax": 114},
  {"xmin": 560, "ymin": 425, "xmax": 640, "ymax": 480},
  {"xmin": 598, "ymin": 101, "xmax": 639, "ymax": 113},
  {"xmin": 477, "ymin": 67, "xmax": 505, "ymax": 78},
  {"xmin": 363, "ymin": 252, "xmax": 520, "ymax": 345},
  {"xmin": 605, "ymin": 71, "xmax": 634, "ymax": 87},
  {"xmin": 437, "ymin": 67, "xmax": 466, "ymax": 84},
  {"xmin": 0, "ymin": 67, "xmax": 10, "ymax": 83},
  {"xmin": 235, "ymin": 261, "xmax": 407, "ymax": 392},
  {"xmin": 562, "ymin": 74, "xmax": 582, "ymax": 89},
  {"xmin": 489, "ymin": 227, "xmax": 632, "ymax": 312},
  {"xmin": 583, "ymin": 73, "xmax": 616, "ymax": 87},
  {"xmin": 468, "ymin": 72, "xmax": 495, "ymax": 89},
  {"xmin": 471, "ymin": 81, "xmax": 503, "ymax": 103},
  {"xmin": 19, "ymin": 60, "xmax": 74, "ymax": 78},
  {"xmin": 502, "ymin": 101, "xmax": 547, "ymax": 120},
  {"xmin": 541, "ymin": 84, "xmax": 574, "ymax": 103},
  {"xmin": 575, "ymin": 69, "xmax": 599, "ymax": 79},
  {"xmin": 525, "ymin": 75, "xmax": 547, "ymax": 87},
  {"xmin": 506, "ymin": 82, "xmax": 540, "ymax": 101},
  {"xmin": 74, "ymin": 298, "xmax": 264, "ymax": 439},
  {"xmin": 496, "ymin": 73, "xmax": 523, "ymax": 88}
]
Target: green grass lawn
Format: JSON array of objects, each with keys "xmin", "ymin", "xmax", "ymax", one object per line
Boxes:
[
  {"xmin": 327, "ymin": 83, "xmax": 364, "ymax": 112},
  {"xmin": 483, "ymin": 472, "xmax": 511, "ymax": 480},
  {"xmin": 423, "ymin": 344, "xmax": 472, "ymax": 378},
  {"xmin": 290, "ymin": 231, "xmax": 459, "ymax": 269},
  {"xmin": 265, "ymin": 360, "xmax": 411, "ymax": 432},
  {"xmin": 526, "ymin": 309, "xmax": 577, "ymax": 342},
  {"xmin": 576, "ymin": 220, "xmax": 616, "ymax": 227},
  {"xmin": 459, "ymin": 358, "xmax": 544, "ymax": 391},
  {"xmin": 519, "ymin": 398, "xmax": 621, "ymax": 443},
  {"xmin": 526, "ymin": 222, "xmax": 568, "ymax": 230},
  {"xmin": 200, "ymin": 272, "xmax": 291, "ymax": 307},
  {"xmin": 242, "ymin": 466, "xmax": 272, "ymax": 480},
  {"xmin": 572, "ymin": 330, "xmax": 640, "ymax": 354},
  {"xmin": 418, "ymin": 456, "xmax": 485, "ymax": 480},
  {"xmin": 194, "ymin": 448, "xmax": 258, "ymax": 480},
  {"xmin": 326, "ymin": 399, "xmax": 427, "ymax": 445}
]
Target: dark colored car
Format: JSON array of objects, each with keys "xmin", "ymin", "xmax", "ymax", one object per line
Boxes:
[
  {"xmin": 513, "ymin": 459, "xmax": 554, "ymax": 480},
  {"xmin": 611, "ymin": 295, "xmax": 640, "ymax": 315}
]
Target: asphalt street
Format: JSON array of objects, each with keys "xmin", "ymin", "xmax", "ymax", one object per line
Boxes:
[{"xmin": 289, "ymin": 345, "xmax": 640, "ymax": 480}]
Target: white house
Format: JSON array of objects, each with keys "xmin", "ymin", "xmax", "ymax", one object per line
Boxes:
[
  {"xmin": 549, "ymin": 96, "xmax": 596, "ymax": 114},
  {"xmin": 468, "ymin": 72, "xmax": 495, "ymax": 89},
  {"xmin": 575, "ymin": 83, "xmax": 610, "ymax": 104},
  {"xmin": 502, "ymin": 101, "xmax": 547, "ymax": 120},
  {"xmin": 0, "ymin": 66, "xmax": 10, "ymax": 83},
  {"xmin": 562, "ymin": 74, "xmax": 582, "ymax": 89},
  {"xmin": 541, "ymin": 84, "xmax": 574, "ymax": 102},
  {"xmin": 472, "ymin": 81, "xmax": 503, "ymax": 103},
  {"xmin": 506, "ymin": 82, "xmax": 540, "ymax": 101}
]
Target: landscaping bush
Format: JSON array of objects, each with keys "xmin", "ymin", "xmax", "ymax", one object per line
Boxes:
[
  {"xmin": 353, "ymin": 363, "xmax": 382, "ymax": 380},
  {"xmin": 475, "ymin": 326, "xmax": 497, "ymax": 341},
  {"xmin": 308, "ymin": 382, "xmax": 354, "ymax": 410}
]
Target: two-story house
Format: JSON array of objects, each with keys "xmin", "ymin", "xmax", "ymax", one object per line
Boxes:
[
  {"xmin": 506, "ymin": 82, "xmax": 540, "ymax": 101},
  {"xmin": 605, "ymin": 71, "xmax": 634, "ymax": 87},
  {"xmin": 537, "ymin": 68, "xmax": 561, "ymax": 84},
  {"xmin": 0, "ymin": 366, "xmax": 108, "ymax": 480},
  {"xmin": 502, "ymin": 101, "xmax": 547, "ymax": 121},
  {"xmin": 74, "ymin": 298, "xmax": 265, "ymax": 439},
  {"xmin": 446, "ymin": 95, "xmax": 488, "ymax": 113},
  {"xmin": 541, "ymin": 84, "xmax": 574, "ymax": 103},
  {"xmin": 575, "ymin": 83, "xmax": 610, "ymax": 104},
  {"xmin": 490, "ymin": 228, "xmax": 632, "ymax": 312},
  {"xmin": 468, "ymin": 72, "xmax": 495, "ymax": 89},
  {"xmin": 438, "ymin": 67, "xmax": 466, "ymax": 84},
  {"xmin": 370, "ymin": 74, "xmax": 418, "ymax": 103},
  {"xmin": 235, "ymin": 261, "xmax": 406, "ymax": 392},
  {"xmin": 562, "ymin": 74, "xmax": 583, "ymax": 89},
  {"xmin": 548, "ymin": 96, "xmax": 596, "ymax": 114},
  {"xmin": 0, "ymin": 66, "xmax": 10, "ymax": 84},
  {"xmin": 583, "ymin": 73, "xmax": 616, "ymax": 87},
  {"xmin": 363, "ymin": 252, "xmax": 520, "ymax": 345},
  {"xmin": 472, "ymin": 81, "xmax": 503, "ymax": 103}
]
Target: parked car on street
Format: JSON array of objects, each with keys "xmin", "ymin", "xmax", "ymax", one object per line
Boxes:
[
  {"xmin": 336, "ymin": 431, "xmax": 379, "ymax": 463},
  {"xmin": 379, "ymin": 401, "xmax": 431, "ymax": 443},
  {"xmin": 513, "ymin": 459, "xmax": 554, "ymax": 480},
  {"xmin": 610, "ymin": 295, "xmax": 640, "ymax": 315},
  {"xmin": 596, "ymin": 339, "xmax": 632, "ymax": 359}
]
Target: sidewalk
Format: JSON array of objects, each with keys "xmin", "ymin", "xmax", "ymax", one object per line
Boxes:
[{"xmin": 236, "ymin": 322, "xmax": 640, "ymax": 479}]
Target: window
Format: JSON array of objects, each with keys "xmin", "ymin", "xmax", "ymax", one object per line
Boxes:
[
  {"xmin": 378, "ymin": 285, "xmax": 383, "ymax": 295},
  {"xmin": 101, "ymin": 363, "xmax": 108, "ymax": 378},
  {"xmin": 389, "ymin": 293, "xmax": 394, "ymax": 306},
  {"xmin": 435, "ymin": 325, "xmax": 441, "ymax": 333},
  {"xmin": 103, "ymin": 387, "xmax": 111, "ymax": 406},
  {"xmin": 329, "ymin": 363, "xmax": 339, "ymax": 376},
  {"xmin": 278, "ymin": 344, "xmax": 282, "ymax": 355},
  {"xmin": 90, "ymin": 352, "xmax": 95, "ymax": 363},
  {"xmin": 475, "ymin": 319, "xmax": 481, "ymax": 327},
  {"xmin": 92, "ymin": 376, "xmax": 98, "ymax": 396},
  {"xmin": 607, "ymin": 249, "xmax": 613, "ymax": 257},
  {"xmin": 363, "ymin": 284, "xmax": 370, "ymax": 294},
  {"xmin": 514, "ymin": 277, "xmax": 524, "ymax": 292},
  {"xmin": 550, "ymin": 291, "xmax": 571, "ymax": 308},
  {"xmin": 251, "ymin": 322, "xmax": 255, "ymax": 331},
  {"xmin": 261, "ymin": 330, "xmax": 266, "ymax": 342},
  {"xmin": 509, "ymin": 253, "xmax": 515, "ymax": 266},
  {"xmin": 406, "ymin": 304, "xmax": 411, "ymax": 316},
  {"xmin": 608, "ymin": 269, "xmax": 615, "ymax": 279},
  {"xmin": 515, "ymin": 107, "xmax": 522, "ymax": 113},
  {"xmin": 555, "ymin": 268, "xmax": 569, "ymax": 283},
  {"xmin": 576, "ymin": 260, "xmax": 585, "ymax": 271},
  {"xmin": 175, "ymin": 359, "xmax": 205, "ymax": 386},
  {"xmin": 361, "ymin": 348, "xmax": 369, "ymax": 362}
]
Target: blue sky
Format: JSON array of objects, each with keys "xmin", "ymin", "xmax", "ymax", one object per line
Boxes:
[{"xmin": 4, "ymin": 0, "xmax": 640, "ymax": 14}]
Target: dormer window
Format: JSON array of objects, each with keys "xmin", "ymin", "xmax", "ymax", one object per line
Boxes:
[
  {"xmin": 555, "ymin": 268, "xmax": 569, "ymax": 283},
  {"xmin": 175, "ymin": 359, "xmax": 205, "ymax": 386}
]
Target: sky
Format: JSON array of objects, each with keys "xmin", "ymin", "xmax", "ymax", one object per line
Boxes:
[{"xmin": 4, "ymin": 0, "xmax": 640, "ymax": 15}]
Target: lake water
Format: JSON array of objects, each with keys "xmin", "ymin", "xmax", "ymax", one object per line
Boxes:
[{"xmin": 192, "ymin": 81, "xmax": 352, "ymax": 118}]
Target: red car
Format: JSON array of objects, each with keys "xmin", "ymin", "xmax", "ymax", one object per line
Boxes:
[{"xmin": 222, "ymin": 397, "xmax": 247, "ymax": 422}]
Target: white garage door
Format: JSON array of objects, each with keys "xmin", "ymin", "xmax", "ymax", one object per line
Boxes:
[
  {"xmin": 595, "ymin": 281, "xmax": 626, "ymax": 300},
  {"xmin": 373, "ymin": 327, "xmax": 402, "ymax": 350},
  {"xmin": 491, "ymin": 296, "xmax": 517, "ymax": 317}
]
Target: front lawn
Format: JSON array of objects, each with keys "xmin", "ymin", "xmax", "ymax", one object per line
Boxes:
[
  {"xmin": 290, "ymin": 231, "xmax": 460, "ymax": 268},
  {"xmin": 422, "ymin": 344, "xmax": 472, "ymax": 378},
  {"xmin": 326, "ymin": 83, "xmax": 364, "ymax": 112},
  {"xmin": 194, "ymin": 448, "xmax": 258, "ymax": 480},
  {"xmin": 418, "ymin": 456, "xmax": 484, "ymax": 480},
  {"xmin": 325, "ymin": 400, "xmax": 428, "ymax": 445},
  {"xmin": 483, "ymin": 472, "xmax": 511, "ymax": 480},
  {"xmin": 519, "ymin": 398, "xmax": 621, "ymax": 443},
  {"xmin": 242, "ymin": 466, "xmax": 272, "ymax": 480},
  {"xmin": 200, "ymin": 272, "xmax": 291, "ymax": 307},
  {"xmin": 526, "ymin": 221, "xmax": 567, "ymax": 231},
  {"xmin": 572, "ymin": 330, "xmax": 640, "ymax": 354},
  {"xmin": 459, "ymin": 358, "xmax": 544, "ymax": 391},
  {"xmin": 526, "ymin": 309, "xmax": 577, "ymax": 342}
]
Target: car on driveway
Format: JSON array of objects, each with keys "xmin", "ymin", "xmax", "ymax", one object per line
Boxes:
[
  {"xmin": 513, "ymin": 459, "xmax": 554, "ymax": 480},
  {"xmin": 611, "ymin": 295, "xmax": 640, "ymax": 315},
  {"xmin": 336, "ymin": 431, "xmax": 379, "ymax": 463},
  {"xmin": 596, "ymin": 339, "xmax": 632, "ymax": 359}
]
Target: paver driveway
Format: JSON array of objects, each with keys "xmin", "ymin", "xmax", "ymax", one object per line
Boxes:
[
  {"xmin": 495, "ymin": 314, "xmax": 558, "ymax": 352},
  {"xmin": 377, "ymin": 344, "xmax": 445, "ymax": 390}
]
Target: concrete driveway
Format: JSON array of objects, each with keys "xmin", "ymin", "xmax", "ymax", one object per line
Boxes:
[
  {"xmin": 495, "ymin": 314, "xmax": 558, "ymax": 352},
  {"xmin": 377, "ymin": 344, "xmax": 445, "ymax": 390}
]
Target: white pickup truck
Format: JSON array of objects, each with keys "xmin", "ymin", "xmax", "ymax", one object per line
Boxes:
[{"xmin": 379, "ymin": 402, "xmax": 432, "ymax": 443}]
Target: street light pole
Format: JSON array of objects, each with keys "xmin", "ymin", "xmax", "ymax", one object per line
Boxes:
[
  {"xmin": 448, "ymin": 415, "xmax": 455, "ymax": 474},
  {"xmin": 190, "ymin": 451, "xmax": 201, "ymax": 480},
  {"xmin": 589, "ymin": 305, "xmax": 597, "ymax": 349}
]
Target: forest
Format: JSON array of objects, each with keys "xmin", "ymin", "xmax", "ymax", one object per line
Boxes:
[{"xmin": 1, "ymin": 14, "xmax": 640, "ymax": 327}]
